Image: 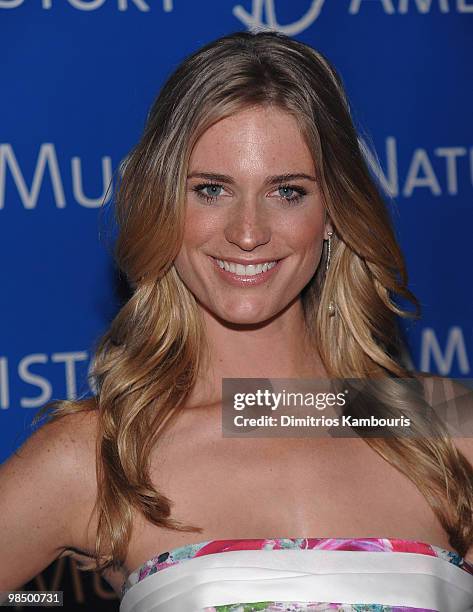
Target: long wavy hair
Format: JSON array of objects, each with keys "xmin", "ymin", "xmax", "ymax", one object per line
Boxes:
[{"xmin": 33, "ymin": 30, "xmax": 473, "ymax": 571}]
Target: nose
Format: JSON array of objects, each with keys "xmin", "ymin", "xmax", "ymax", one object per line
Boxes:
[{"xmin": 223, "ymin": 196, "xmax": 271, "ymax": 252}]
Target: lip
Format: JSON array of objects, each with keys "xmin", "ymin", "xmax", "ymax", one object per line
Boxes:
[
  {"xmin": 209, "ymin": 255, "xmax": 282, "ymax": 286},
  {"xmin": 211, "ymin": 256, "xmax": 281, "ymax": 266}
]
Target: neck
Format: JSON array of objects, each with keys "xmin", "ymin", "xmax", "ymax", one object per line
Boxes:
[{"xmin": 187, "ymin": 297, "xmax": 327, "ymax": 408}]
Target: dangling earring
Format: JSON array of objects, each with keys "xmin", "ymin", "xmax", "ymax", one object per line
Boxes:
[
  {"xmin": 325, "ymin": 231, "xmax": 333, "ymax": 273},
  {"xmin": 325, "ymin": 231, "xmax": 336, "ymax": 317}
]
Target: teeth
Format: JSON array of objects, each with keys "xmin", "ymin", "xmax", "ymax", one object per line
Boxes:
[{"xmin": 215, "ymin": 258, "xmax": 278, "ymax": 276}]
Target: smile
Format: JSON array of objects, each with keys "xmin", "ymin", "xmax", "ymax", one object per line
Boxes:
[
  {"xmin": 214, "ymin": 258, "xmax": 278, "ymax": 276},
  {"xmin": 209, "ymin": 256, "xmax": 282, "ymax": 286}
]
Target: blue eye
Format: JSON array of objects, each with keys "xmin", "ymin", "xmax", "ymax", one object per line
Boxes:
[
  {"xmin": 192, "ymin": 182, "xmax": 307, "ymax": 205},
  {"xmin": 193, "ymin": 183, "xmax": 223, "ymax": 203},
  {"xmin": 277, "ymin": 184, "xmax": 306, "ymax": 204},
  {"xmin": 279, "ymin": 186, "xmax": 296, "ymax": 198}
]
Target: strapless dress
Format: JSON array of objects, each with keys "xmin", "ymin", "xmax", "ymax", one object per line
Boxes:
[{"xmin": 119, "ymin": 537, "xmax": 473, "ymax": 612}]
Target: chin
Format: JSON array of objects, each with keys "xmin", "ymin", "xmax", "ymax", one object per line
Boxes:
[{"xmin": 211, "ymin": 303, "xmax": 282, "ymax": 327}]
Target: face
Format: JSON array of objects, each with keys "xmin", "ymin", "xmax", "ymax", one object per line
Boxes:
[{"xmin": 174, "ymin": 105, "xmax": 332, "ymax": 325}]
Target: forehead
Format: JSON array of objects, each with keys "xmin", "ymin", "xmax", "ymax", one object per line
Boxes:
[{"xmin": 189, "ymin": 106, "xmax": 315, "ymax": 173}]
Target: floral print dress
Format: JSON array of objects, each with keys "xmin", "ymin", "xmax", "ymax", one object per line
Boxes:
[{"xmin": 119, "ymin": 537, "xmax": 473, "ymax": 611}]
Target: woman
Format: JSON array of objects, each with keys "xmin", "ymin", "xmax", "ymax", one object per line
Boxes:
[{"xmin": 1, "ymin": 31, "xmax": 472, "ymax": 611}]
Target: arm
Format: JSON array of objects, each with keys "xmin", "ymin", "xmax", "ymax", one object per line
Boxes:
[
  {"xmin": 0, "ymin": 409, "xmax": 98, "ymax": 592},
  {"xmin": 421, "ymin": 374, "xmax": 473, "ymax": 563}
]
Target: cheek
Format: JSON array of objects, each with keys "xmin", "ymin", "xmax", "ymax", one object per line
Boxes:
[
  {"xmin": 290, "ymin": 213, "xmax": 326, "ymax": 273},
  {"xmin": 284, "ymin": 209, "xmax": 325, "ymax": 250},
  {"xmin": 180, "ymin": 207, "xmax": 220, "ymax": 249},
  {"xmin": 173, "ymin": 209, "xmax": 217, "ymax": 278}
]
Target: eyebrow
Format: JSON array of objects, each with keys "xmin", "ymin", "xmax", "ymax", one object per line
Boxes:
[{"xmin": 186, "ymin": 172, "xmax": 317, "ymax": 185}]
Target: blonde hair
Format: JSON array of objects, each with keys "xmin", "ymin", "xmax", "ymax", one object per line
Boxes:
[{"xmin": 33, "ymin": 30, "xmax": 473, "ymax": 570}]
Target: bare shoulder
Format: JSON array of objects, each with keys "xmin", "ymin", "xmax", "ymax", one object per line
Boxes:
[
  {"xmin": 3, "ymin": 399, "xmax": 99, "ymax": 511},
  {"xmin": 416, "ymin": 373, "xmax": 473, "ymax": 563},
  {"xmin": 25, "ymin": 400, "xmax": 99, "ymax": 506},
  {"xmin": 0, "ymin": 399, "xmax": 100, "ymax": 591},
  {"xmin": 40, "ymin": 402, "xmax": 101, "ymax": 552}
]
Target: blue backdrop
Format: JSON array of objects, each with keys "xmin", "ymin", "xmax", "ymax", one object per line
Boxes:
[{"xmin": 1, "ymin": 0, "xmax": 472, "ymax": 461}]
